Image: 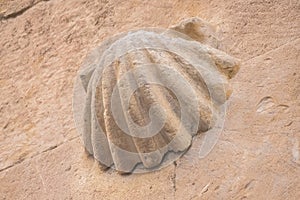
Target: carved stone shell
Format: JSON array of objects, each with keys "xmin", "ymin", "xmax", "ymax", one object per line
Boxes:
[{"xmin": 73, "ymin": 18, "xmax": 239, "ymax": 173}]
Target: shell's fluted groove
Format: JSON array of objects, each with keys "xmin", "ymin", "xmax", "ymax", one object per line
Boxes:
[{"xmin": 73, "ymin": 18, "xmax": 240, "ymax": 173}]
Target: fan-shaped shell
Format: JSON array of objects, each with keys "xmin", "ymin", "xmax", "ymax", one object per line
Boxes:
[{"xmin": 73, "ymin": 18, "xmax": 239, "ymax": 173}]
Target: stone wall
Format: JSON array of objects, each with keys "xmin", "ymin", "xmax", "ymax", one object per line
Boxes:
[{"xmin": 0, "ymin": 0, "xmax": 299, "ymax": 199}]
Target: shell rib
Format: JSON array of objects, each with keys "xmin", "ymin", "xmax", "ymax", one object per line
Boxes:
[{"xmin": 73, "ymin": 18, "xmax": 240, "ymax": 173}]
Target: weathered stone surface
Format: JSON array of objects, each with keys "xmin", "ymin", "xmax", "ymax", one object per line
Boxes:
[
  {"xmin": 0, "ymin": 138, "xmax": 175, "ymax": 200},
  {"xmin": 0, "ymin": 0, "xmax": 299, "ymax": 199}
]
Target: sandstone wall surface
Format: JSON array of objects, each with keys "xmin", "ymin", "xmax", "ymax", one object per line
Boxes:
[{"xmin": 0, "ymin": 0, "xmax": 299, "ymax": 199}]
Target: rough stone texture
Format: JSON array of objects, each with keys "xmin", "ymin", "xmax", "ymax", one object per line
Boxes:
[{"xmin": 0, "ymin": 0, "xmax": 299, "ymax": 199}]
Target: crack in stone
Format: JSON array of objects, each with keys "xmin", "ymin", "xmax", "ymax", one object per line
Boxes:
[
  {"xmin": 0, "ymin": 166, "xmax": 12, "ymax": 173},
  {"xmin": 0, "ymin": 136, "xmax": 79, "ymax": 173},
  {"xmin": 242, "ymin": 38, "xmax": 300, "ymax": 64},
  {"xmin": 172, "ymin": 161, "xmax": 177, "ymax": 199},
  {"xmin": 0, "ymin": 0, "xmax": 50, "ymax": 20}
]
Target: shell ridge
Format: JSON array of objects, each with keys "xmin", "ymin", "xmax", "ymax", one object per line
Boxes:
[
  {"xmin": 103, "ymin": 45, "xmax": 142, "ymax": 172},
  {"xmin": 128, "ymin": 51, "xmax": 177, "ymax": 168},
  {"xmin": 120, "ymin": 44, "xmax": 167, "ymax": 169}
]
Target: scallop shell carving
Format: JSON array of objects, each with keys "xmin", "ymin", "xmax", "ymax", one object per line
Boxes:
[{"xmin": 73, "ymin": 18, "xmax": 240, "ymax": 173}]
